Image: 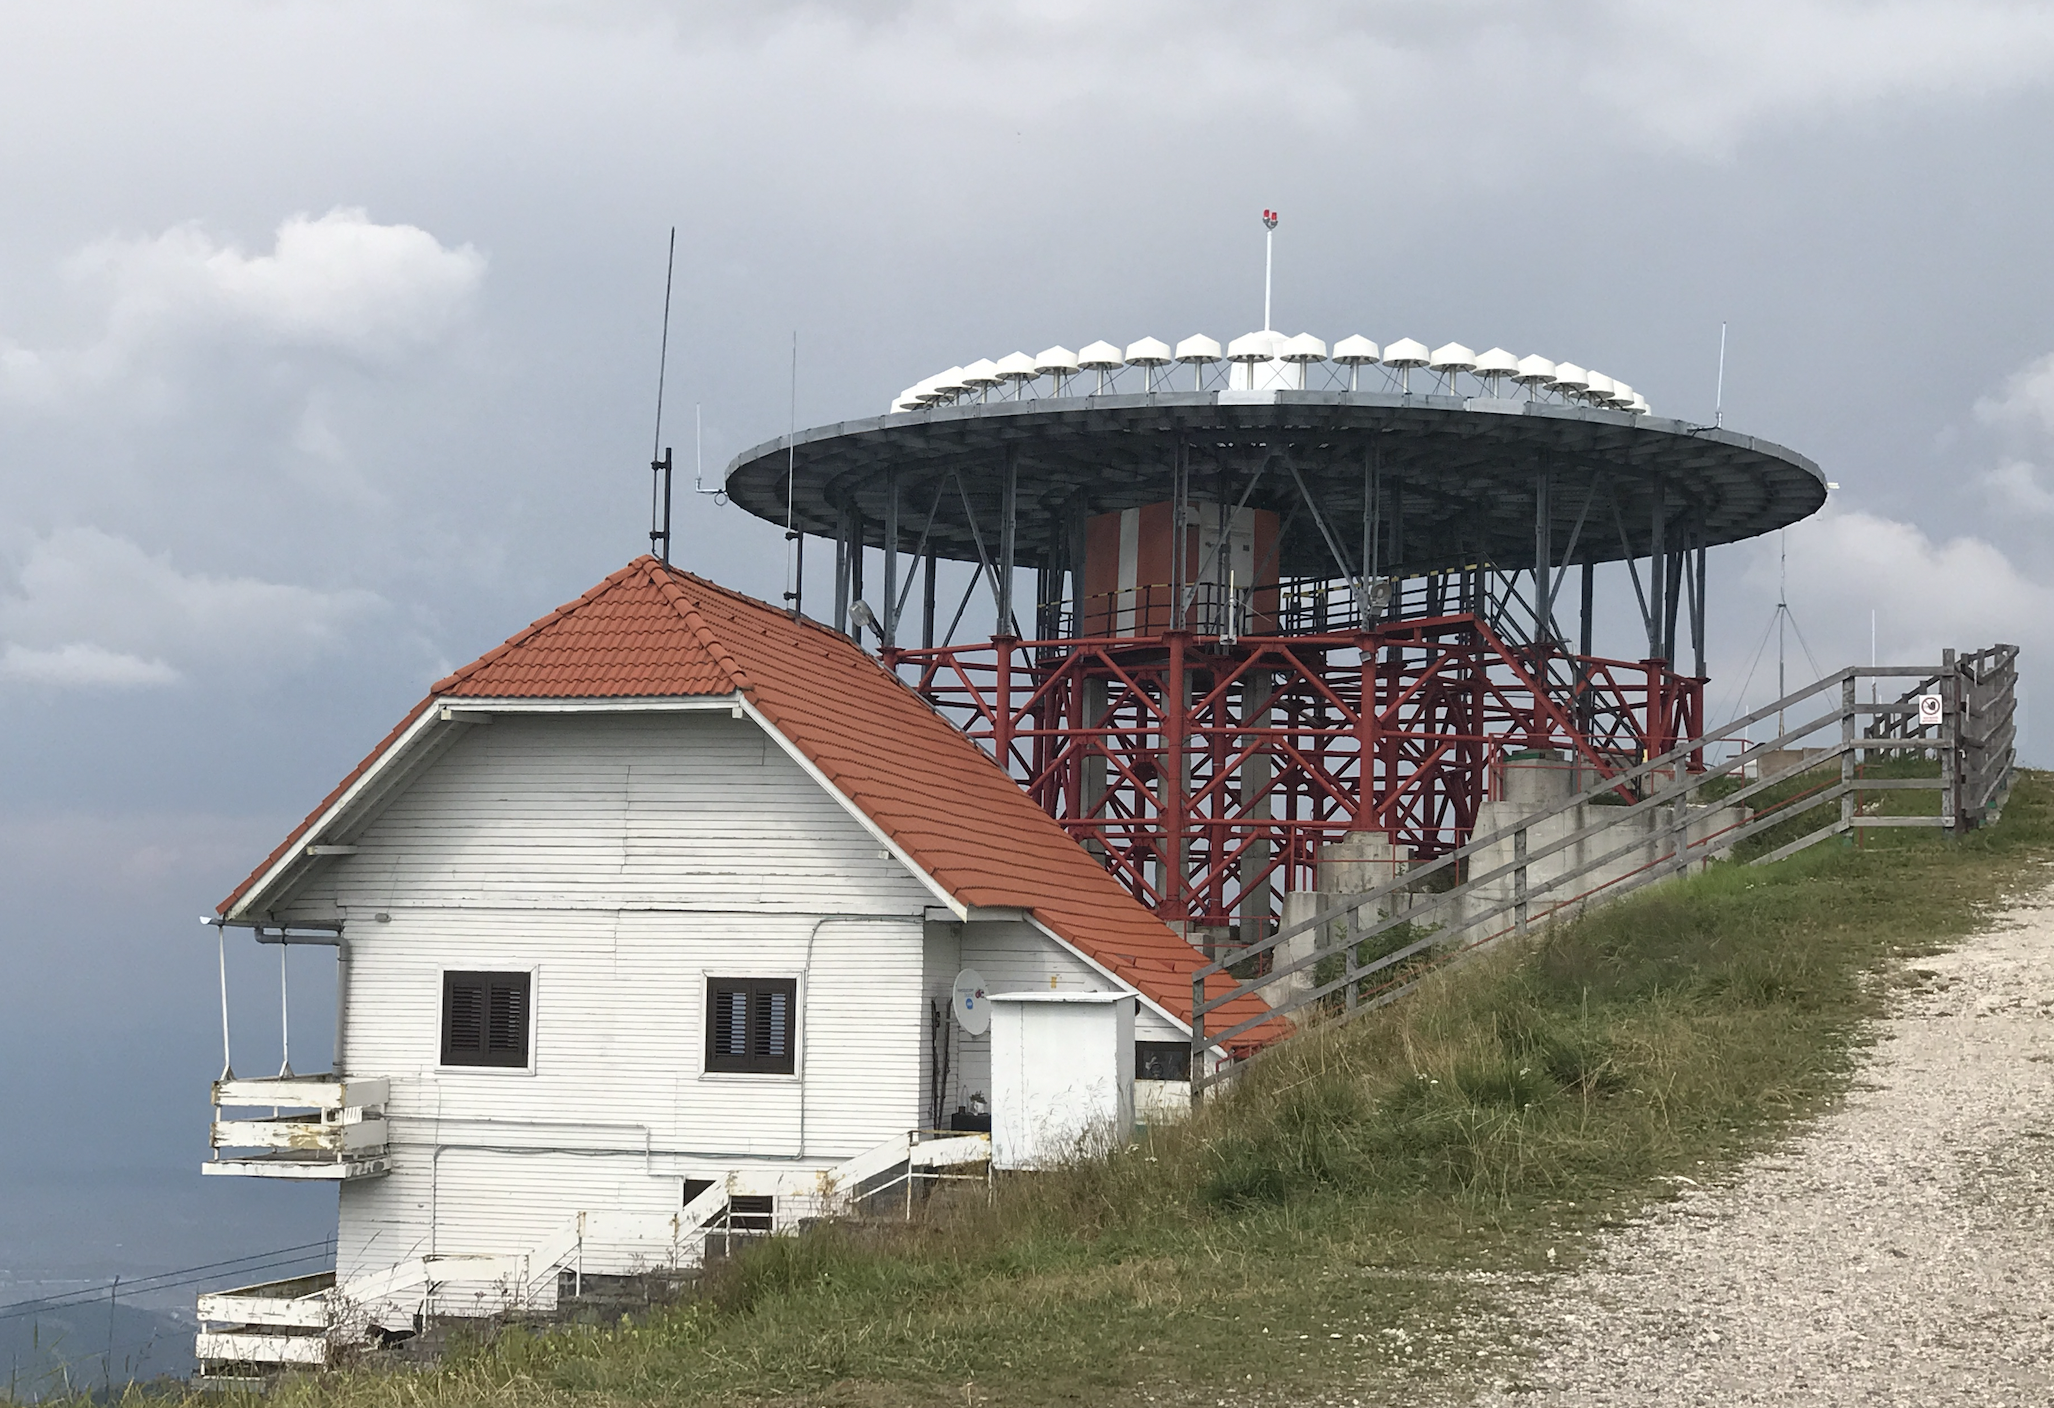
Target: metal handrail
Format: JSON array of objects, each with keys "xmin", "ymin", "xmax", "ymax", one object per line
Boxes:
[{"xmin": 1190, "ymin": 646, "xmax": 2018, "ymax": 1095}]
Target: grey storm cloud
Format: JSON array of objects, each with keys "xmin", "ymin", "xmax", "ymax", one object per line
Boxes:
[{"xmin": 0, "ymin": 526, "xmax": 386, "ymax": 688}]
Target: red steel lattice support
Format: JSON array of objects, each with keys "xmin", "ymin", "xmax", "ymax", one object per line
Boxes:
[{"xmin": 888, "ymin": 612, "xmax": 1701, "ymax": 936}]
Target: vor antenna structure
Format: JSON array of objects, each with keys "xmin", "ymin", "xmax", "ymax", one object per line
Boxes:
[{"xmin": 722, "ymin": 274, "xmax": 1830, "ymax": 952}]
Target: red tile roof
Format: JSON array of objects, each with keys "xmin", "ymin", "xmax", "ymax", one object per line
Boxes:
[{"xmin": 224, "ymin": 557, "xmax": 1277, "ymax": 1042}]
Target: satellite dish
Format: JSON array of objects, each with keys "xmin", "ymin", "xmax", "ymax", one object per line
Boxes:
[{"xmin": 951, "ymin": 968, "xmax": 990, "ymax": 1035}]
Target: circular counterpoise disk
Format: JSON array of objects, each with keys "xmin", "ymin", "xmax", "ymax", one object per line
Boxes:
[{"xmin": 723, "ymin": 391, "xmax": 1826, "ymax": 579}]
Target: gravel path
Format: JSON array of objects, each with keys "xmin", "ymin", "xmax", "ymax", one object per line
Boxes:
[{"xmin": 1474, "ymin": 879, "xmax": 2054, "ymax": 1406}]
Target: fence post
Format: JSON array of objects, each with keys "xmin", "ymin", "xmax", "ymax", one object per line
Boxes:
[
  {"xmin": 1513, "ymin": 826, "xmax": 1528, "ymax": 934},
  {"xmin": 1942, "ymin": 647, "xmax": 1959, "ymax": 832},
  {"xmin": 1189, "ymin": 971, "xmax": 1205, "ymax": 1109},
  {"xmin": 1669, "ymin": 780, "xmax": 1691, "ymax": 879},
  {"xmin": 1343, "ymin": 901, "xmax": 1362, "ymax": 1011},
  {"xmin": 1958, "ymin": 651, "xmax": 1981, "ymax": 828},
  {"xmin": 1841, "ymin": 674, "xmax": 1856, "ymax": 840}
]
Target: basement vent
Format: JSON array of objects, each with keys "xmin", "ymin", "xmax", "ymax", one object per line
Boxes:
[{"xmin": 728, "ymin": 1195, "xmax": 773, "ymax": 1232}]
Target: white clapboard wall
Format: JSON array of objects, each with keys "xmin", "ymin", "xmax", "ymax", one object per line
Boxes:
[
  {"xmin": 922, "ymin": 918, "xmax": 1185, "ymax": 1119},
  {"xmin": 274, "ymin": 710, "xmax": 1151, "ymax": 1279}
]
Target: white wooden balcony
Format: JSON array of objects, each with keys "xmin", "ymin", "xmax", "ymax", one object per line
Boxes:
[
  {"xmin": 195, "ymin": 1272, "xmax": 340, "ymax": 1374},
  {"xmin": 206, "ymin": 1075, "xmax": 391, "ymax": 1181}
]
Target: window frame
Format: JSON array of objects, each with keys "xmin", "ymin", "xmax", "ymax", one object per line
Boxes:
[
  {"xmin": 1134, "ymin": 1039, "xmax": 1191, "ymax": 1083},
  {"xmin": 702, "ymin": 975, "xmax": 801, "ymax": 1077},
  {"xmin": 436, "ymin": 968, "xmax": 538, "ymax": 1074}
]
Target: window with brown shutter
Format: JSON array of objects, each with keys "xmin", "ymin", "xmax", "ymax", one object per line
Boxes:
[
  {"xmin": 704, "ymin": 977, "xmax": 798, "ymax": 1074},
  {"xmin": 442, "ymin": 971, "xmax": 532, "ymax": 1068}
]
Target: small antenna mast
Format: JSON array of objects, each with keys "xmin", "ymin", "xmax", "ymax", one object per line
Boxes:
[
  {"xmin": 648, "ymin": 226, "xmax": 677, "ymax": 564},
  {"xmin": 783, "ymin": 331, "xmax": 802, "ymax": 618},
  {"xmin": 1714, "ymin": 320, "xmax": 1728, "ymax": 429},
  {"xmin": 682, "ymin": 398, "xmax": 718, "ymax": 498},
  {"xmin": 1776, "ymin": 529, "xmax": 1787, "ymax": 735},
  {"xmin": 1261, "ymin": 209, "xmax": 1279, "ymax": 331}
]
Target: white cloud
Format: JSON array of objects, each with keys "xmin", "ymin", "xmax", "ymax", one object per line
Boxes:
[
  {"xmin": 1966, "ymin": 354, "xmax": 2054, "ymax": 534},
  {"xmin": 1742, "ymin": 508, "xmax": 2052, "ymax": 670},
  {"xmin": 70, "ymin": 207, "xmax": 486, "ymax": 360},
  {"xmin": 1566, "ymin": 1, "xmax": 2054, "ymax": 156},
  {"xmin": 0, "ymin": 528, "xmax": 384, "ymax": 689},
  {"xmin": 1982, "ymin": 459, "xmax": 2054, "ymax": 518},
  {"xmin": 0, "ymin": 209, "xmax": 485, "ymax": 405},
  {"xmin": 1974, "ymin": 350, "xmax": 2054, "ymax": 438},
  {"xmin": 0, "ymin": 641, "xmax": 178, "ymax": 688},
  {"xmin": 656, "ymin": 1, "xmax": 2054, "ymax": 158}
]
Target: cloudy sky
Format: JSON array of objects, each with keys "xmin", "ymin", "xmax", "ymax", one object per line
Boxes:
[{"xmin": 5, "ymin": 0, "xmax": 2053, "ymax": 1294}]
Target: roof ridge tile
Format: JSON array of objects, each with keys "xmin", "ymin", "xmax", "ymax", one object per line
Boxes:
[{"xmin": 643, "ymin": 558, "xmax": 751, "ymax": 694}]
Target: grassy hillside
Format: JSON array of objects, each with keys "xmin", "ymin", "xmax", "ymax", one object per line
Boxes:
[{"xmin": 144, "ymin": 770, "xmax": 2054, "ymax": 1407}]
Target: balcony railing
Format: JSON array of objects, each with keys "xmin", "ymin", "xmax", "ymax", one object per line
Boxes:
[{"xmin": 206, "ymin": 1075, "xmax": 390, "ymax": 1181}]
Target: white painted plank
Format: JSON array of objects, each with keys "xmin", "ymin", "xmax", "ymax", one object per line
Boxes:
[{"xmin": 196, "ymin": 1333, "xmax": 328, "ymax": 1366}]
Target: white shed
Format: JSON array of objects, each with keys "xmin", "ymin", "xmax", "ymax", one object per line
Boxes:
[{"xmin": 988, "ymin": 991, "xmax": 1135, "ymax": 1170}]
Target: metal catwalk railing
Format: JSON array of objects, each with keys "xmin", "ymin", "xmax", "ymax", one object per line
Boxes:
[{"xmin": 1189, "ymin": 645, "xmax": 2019, "ymax": 1095}]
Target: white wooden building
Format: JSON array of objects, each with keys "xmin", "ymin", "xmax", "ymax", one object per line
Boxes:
[{"xmin": 199, "ymin": 557, "xmax": 1274, "ymax": 1365}]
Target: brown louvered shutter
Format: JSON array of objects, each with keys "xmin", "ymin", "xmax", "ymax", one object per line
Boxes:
[
  {"xmin": 485, "ymin": 975, "xmax": 530, "ymax": 1066},
  {"xmin": 705, "ymin": 977, "xmax": 797, "ymax": 1074},
  {"xmin": 752, "ymin": 985, "xmax": 790, "ymax": 1061},
  {"xmin": 711, "ymin": 986, "xmax": 748, "ymax": 1060},
  {"xmin": 442, "ymin": 973, "xmax": 486, "ymax": 1064},
  {"xmin": 443, "ymin": 971, "xmax": 531, "ymax": 1067}
]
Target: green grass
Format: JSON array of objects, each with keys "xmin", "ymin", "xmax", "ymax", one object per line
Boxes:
[{"xmin": 145, "ymin": 770, "xmax": 2054, "ymax": 1408}]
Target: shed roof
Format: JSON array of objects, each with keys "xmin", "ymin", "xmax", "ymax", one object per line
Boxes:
[{"xmin": 222, "ymin": 557, "xmax": 1276, "ymax": 1041}]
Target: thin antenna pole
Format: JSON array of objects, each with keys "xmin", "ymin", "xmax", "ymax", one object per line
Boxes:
[
  {"xmin": 1865, "ymin": 604, "xmax": 1881, "ymax": 719},
  {"xmin": 1776, "ymin": 529, "xmax": 1787, "ymax": 735},
  {"xmin": 105, "ymin": 1276, "xmax": 116, "ymax": 1395},
  {"xmin": 278, "ymin": 942, "xmax": 291, "ymax": 1077},
  {"xmin": 785, "ymin": 331, "xmax": 801, "ymax": 618},
  {"xmin": 652, "ymin": 227, "xmax": 675, "ymax": 464},
  {"xmin": 649, "ymin": 227, "xmax": 677, "ymax": 563},
  {"xmin": 695, "ymin": 403, "xmax": 704, "ymax": 491},
  {"xmin": 659, "ymin": 450, "xmax": 674, "ymax": 563},
  {"xmin": 1714, "ymin": 321, "xmax": 1728, "ymax": 428},
  {"xmin": 1261, "ymin": 209, "xmax": 1279, "ymax": 331},
  {"xmin": 217, "ymin": 927, "xmax": 233, "ymax": 1082}
]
